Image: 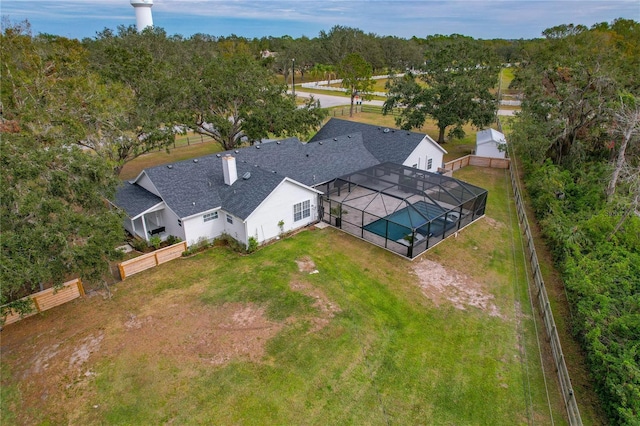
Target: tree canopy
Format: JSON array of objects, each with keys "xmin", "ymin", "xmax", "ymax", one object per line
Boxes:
[
  {"xmin": 510, "ymin": 19, "xmax": 640, "ymax": 425},
  {"xmin": 383, "ymin": 35, "xmax": 500, "ymax": 143},
  {"xmin": 337, "ymin": 53, "xmax": 374, "ymax": 117},
  {"xmin": 1, "ymin": 21, "xmax": 124, "ymax": 308}
]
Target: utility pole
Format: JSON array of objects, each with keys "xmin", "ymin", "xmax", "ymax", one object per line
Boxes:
[{"xmin": 292, "ymin": 58, "xmax": 296, "ymax": 98}]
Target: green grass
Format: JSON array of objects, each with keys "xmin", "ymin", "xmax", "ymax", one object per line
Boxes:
[
  {"xmin": 0, "ymin": 364, "xmax": 20, "ymax": 425},
  {"xmin": 119, "ymin": 137, "xmax": 224, "ymax": 180},
  {"xmin": 61, "ymin": 167, "xmax": 563, "ymax": 425}
]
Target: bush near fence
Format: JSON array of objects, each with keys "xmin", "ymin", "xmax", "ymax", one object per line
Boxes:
[
  {"xmin": 1, "ymin": 278, "xmax": 85, "ymax": 326},
  {"xmin": 118, "ymin": 241, "xmax": 187, "ymax": 279}
]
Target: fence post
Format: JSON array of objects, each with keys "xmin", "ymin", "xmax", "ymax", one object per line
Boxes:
[{"xmin": 77, "ymin": 278, "xmax": 86, "ymax": 297}]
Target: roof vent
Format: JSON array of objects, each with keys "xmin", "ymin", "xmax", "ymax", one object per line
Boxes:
[
  {"xmin": 348, "ymin": 135, "xmax": 352, "ymax": 138},
  {"xmin": 276, "ymin": 141, "xmax": 281, "ymax": 145},
  {"xmin": 234, "ymin": 150, "xmax": 239, "ymax": 154},
  {"xmin": 306, "ymin": 154, "xmax": 309, "ymax": 157},
  {"xmin": 383, "ymin": 128, "xmax": 390, "ymax": 133},
  {"xmin": 406, "ymin": 132, "xmax": 410, "ymax": 135},
  {"xmin": 167, "ymin": 165, "xmax": 173, "ymax": 169},
  {"xmin": 272, "ymin": 170, "xmax": 277, "ymax": 173},
  {"xmin": 192, "ymin": 202, "xmax": 196, "ymax": 206},
  {"xmin": 333, "ymin": 138, "xmax": 337, "ymax": 141},
  {"xmin": 256, "ymin": 145, "xmax": 260, "ymax": 149},
  {"xmin": 242, "ymin": 172, "xmax": 251, "ymax": 180},
  {"xmin": 216, "ymin": 154, "xmax": 221, "ymax": 158},
  {"xmin": 193, "ymin": 159, "xmax": 199, "ymax": 163},
  {"xmin": 319, "ymin": 141, "xmax": 323, "ymax": 145}
]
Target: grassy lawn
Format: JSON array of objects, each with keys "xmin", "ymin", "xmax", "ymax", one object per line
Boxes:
[
  {"xmin": 1, "ymin": 167, "xmax": 566, "ymax": 425},
  {"xmin": 119, "ymin": 137, "xmax": 224, "ymax": 180}
]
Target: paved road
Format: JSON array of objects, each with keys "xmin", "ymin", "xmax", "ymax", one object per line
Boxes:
[
  {"xmin": 292, "ymin": 90, "xmax": 384, "ymax": 108},
  {"xmin": 293, "ymin": 89, "xmax": 516, "ymax": 116}
]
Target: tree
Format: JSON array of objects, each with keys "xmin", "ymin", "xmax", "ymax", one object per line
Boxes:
[
  {"xmin": 337, "ymin": 53, "xmax": 374, "ymax": 117},
  {"xmin": 1, "ymin": 21, "xmax": 124, "ymax": 308},
  {"xmin": 606, "ymin": 93, "xmax": 640, "ymax": 202},
  {"xmin": 384, "ymin": 35, "xmax": 499, "ymax": 144},
  {"xmin": 177, "ymin": 54, "xmax": 325, "ymax": 150},
  {"xmin": 511, "ymin": 23, "xmax": 629, "ymax": 166},
  {"xmin": 83, "ymin": 26, "xmax": 184, "ymax": 175}
]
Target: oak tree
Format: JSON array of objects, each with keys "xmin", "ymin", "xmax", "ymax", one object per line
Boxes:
[{"xmin": 384, "ymin": 35, "xmax": 500, "ymax": 144}]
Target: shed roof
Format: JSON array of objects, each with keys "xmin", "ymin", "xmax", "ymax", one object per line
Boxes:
[{"xmin": 476, "ymin": 128, "xmax": 506, "ymax": 146}]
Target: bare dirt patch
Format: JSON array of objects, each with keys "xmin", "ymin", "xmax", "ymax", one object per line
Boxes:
[
  {"xmin": 112, "ymin": 300, "xmax": 282, "ymax": 366},
  {"xmin": 483, "ymin": 216, "xmax": 505, "ymax": 229},
  {"xmin": 290, "ymin": 281, "xmax": 341, "ymax": 332},
  {"xmin": 295, "ymin": 256, "xmax": 317, "ymax": 273},
  {"xmin": 412, "ymin": 259, "xmax": 503, "ymax": 318},
  {"xmin": 0, "ymin": 286, "xmax": 284, "ymax": 423}
]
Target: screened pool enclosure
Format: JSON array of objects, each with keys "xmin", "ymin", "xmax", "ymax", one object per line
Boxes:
[{"xmin": 319, "ymin": 163, "xmax": 488, "ymax": 259}]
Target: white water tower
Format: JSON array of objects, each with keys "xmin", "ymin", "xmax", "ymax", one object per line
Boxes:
[{"xmin": 131, "ymin": 0, "xmax": 154, "ymax": 31}]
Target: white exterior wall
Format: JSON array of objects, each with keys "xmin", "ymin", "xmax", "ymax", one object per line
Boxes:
[
  {"xmin": 245, "ymin": 180, "xmax": 320, "ymax": 244},
  {"xmin": 476, "ymin": 142, "xmax": 506, "ymax": 159},
  {"xmin": 476, "ymin": 129, "xmax": 506, "ymax": 159},
  {"xmin": 223, "ymin": 212, "xmax": 247, "ymax": 245},
  {"xmin": 404, "ymin": 136, "xmax": 446, "ymax": 172},
  {"xmin": 159, "ymin": 207, "xmax": 185, "ymax": 241},
  {"xmin": 182, "ymin": 209, "xmax": 225, "ymax": 246},
  {"xmin": 135, "ymin": 172, "xmax": 161, "ymax": 196}
]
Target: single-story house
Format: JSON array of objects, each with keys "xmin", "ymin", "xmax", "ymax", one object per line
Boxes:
[
  {"xmin": 475, "ymin": 128, "xmax": 507, "ymax": 159},
  {"xmin": 113, "ymin": 118, "xmax": 480, "ymax": 257}
]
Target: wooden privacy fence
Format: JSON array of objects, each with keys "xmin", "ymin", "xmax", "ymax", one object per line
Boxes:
[
  {"xmin": 1, "ymin": 278, "xmax": 85, "ymax": 326},
  {"xmin": 508, "ymin": 147, "xmax": 583, "ymax": 425},
  {"xmin": 443, "ymin": 155, "xmax": 510, "ymax": 172},
  {"xmin": 118, "ymin": 241, "xmax": 187, "ymax": 279}
]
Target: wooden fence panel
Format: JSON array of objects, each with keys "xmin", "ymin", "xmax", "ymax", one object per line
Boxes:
[
  {"xmin": 2, "ymin": 278, "xmax": 84, "ymax": 326},
  {"xmin": 444, "ymin": 155, "xmax": 510, "ymax": 172},
  {"xmin": 118, "ymin": 241, "xmax": 187, "ymax": 279}
]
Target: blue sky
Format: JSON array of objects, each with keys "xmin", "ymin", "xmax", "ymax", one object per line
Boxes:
[{"xmin": 2, "ymin": 0, "xmax": 638, "ymax": 40}]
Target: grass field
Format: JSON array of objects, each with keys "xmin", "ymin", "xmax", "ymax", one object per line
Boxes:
[{"xmin": 0, "ymin": 167, "xmax": 567, "ymax": 425}]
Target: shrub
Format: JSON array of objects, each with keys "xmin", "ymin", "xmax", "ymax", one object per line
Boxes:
[
  {"xmin": 165, "ymin": 235, "xmax": 182, "ymax": 245},
  {"xmin": 182, "ymin": 237, "xmax": 212, "ymax": 256},
  {"xmin": 247, "ymin": 236, "xmax": 259, "ymax": 253},
  {"xmin": 131, "ymin": 238, "xmax": 148, "ymax": 252},
  {"xmin": 149, "ymin": 235, "xmax": 162, "ymax": 250}
]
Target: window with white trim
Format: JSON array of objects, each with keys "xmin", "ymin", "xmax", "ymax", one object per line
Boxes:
[
  {"xmin": 204, "ymin": 211, "xmax": 218, "ymax": 222},
  {"xmin": 226, "ymin": 214, "xmax": 233, "ymax": 224},
  {"xmin": 293, "ymin": 200, "xmax": 311, "ymax": 222},
  {"xmin": 427, "ymin": 158, "xmax": 433, "ymax": 170}
]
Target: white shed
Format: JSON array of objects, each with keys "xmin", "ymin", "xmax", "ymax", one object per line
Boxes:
[{"xmin": 476, "ymin": 128, "xmax": 507, "ymax": 159}]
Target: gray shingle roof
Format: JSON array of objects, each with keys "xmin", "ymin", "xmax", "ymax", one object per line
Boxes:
[
  {"xmin": 140, "ymin": 155, "xmax": 285, "ymax": 219},
  {"xmin": 309, "ymin": 118, "xmax": 428, "ymax": 164},
  {"xmin": 114, "ymin": 181, "xmax": 163, "ymax": 218},
  {"xmin": 114, "ymin": 119, "xmax": 435, "ymax": 221},
  {"xmin": 215, "ymin": 133, "xmax": 379, "ymax": 187}
]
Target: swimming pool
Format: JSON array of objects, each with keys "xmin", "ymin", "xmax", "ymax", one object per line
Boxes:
[{"xmin": 363, "ymin": 201, "xmax": 459, "ymax": 242}]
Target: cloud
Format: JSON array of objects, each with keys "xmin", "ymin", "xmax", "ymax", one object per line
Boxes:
[{"xmin": 2, "ymin": 0, "xmax": 638, "ymax": 39}]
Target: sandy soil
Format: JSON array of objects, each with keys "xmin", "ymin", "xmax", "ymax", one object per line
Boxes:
[{"xmin": 412, "ymin": 258, "xmax": 503, "ymax": 318}]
